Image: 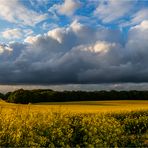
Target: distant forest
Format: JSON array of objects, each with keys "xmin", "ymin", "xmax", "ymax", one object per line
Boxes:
[{"xmin": 0, "ymin": 89, "xmax": 148, "ymax": 104}]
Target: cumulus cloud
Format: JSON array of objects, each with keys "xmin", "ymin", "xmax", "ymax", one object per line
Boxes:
[
  {"xmin": 49, "ymin": 0, "xmax": 81, "ymax": 16},
  {"xmin": 88, "ymin": 41, "xmax": 116, "ymax": 53},
  {"xmin": 58, "ymin": 0, "xmax": 81, "ymax": 16},
  {"xmin": 0, "ymin": 20, "xmax": 148, "ymax": 84},
  {"xmin": 126, "ymin": 20, "xmax": 148, "ymax": 62},
  {"xmin": 94, "ymin": 0, "xmax": 135, "ymax": 23},
  {"xmin": 0, "ymin": 0, "xmax": 48, "ymax": 26}
]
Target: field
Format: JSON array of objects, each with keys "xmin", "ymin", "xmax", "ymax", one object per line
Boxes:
[
  {"xmin": 1, "ymin": 100, "xmax": 148, "ymax": 113},
  {"xmin": 0, "ymin": 100, "xmax": 148, "ymax": 147}
]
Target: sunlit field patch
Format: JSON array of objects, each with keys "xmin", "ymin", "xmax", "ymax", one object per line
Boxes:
[
  {"xmin": 1, "ymin": 100, "xmax": 148, "ymax": 113},
  {"xmin": 0, "ymin": 100, "xmax": 148, "ymax": 147}
]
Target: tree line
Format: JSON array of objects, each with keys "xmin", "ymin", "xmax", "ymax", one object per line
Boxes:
[{"xmin": 0, "ymin": 89, "xmax": 148, "ymax": 104}]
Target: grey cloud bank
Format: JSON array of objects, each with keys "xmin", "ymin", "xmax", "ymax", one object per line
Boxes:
[
  {"xmin": 1, "ymin": 83, "xmax": 148, "ymax": 93},
  {"xmin": 0, "ymin": 20, "xmax": 148, "ymax": 84}
]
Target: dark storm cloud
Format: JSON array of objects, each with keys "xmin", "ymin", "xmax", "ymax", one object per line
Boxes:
[{"xmin": 0, "ymin": 20, "xmax": 148, "ymax": 84}]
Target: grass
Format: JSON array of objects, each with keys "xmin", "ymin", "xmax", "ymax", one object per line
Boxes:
[{"xmin": 0, "ymin": 100, "xmax": 148, "ymax": 147}]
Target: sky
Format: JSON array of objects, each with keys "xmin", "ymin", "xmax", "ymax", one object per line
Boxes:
[{"xmin": 0, "ymin": 0, "xmax": 148, "ymax": 90}]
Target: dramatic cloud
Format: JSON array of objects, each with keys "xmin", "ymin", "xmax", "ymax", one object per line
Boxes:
[
  {"xmin": 0, "ymin": 21, "xmax": 123, "ymax": 84},
  {"xmin": 126, "ymin": 20, "xmax": 148, "ymax": 61},
  {"xmin": 0, "ymin": 0, "xmax": 148, "ymax": 87},
  {"xmin": 0, "ymin": 0, "xmax": 48, "ymax": 26},
  {"xmin": 94, "ymin": 0, "xmax": 135, "ymax": 23},
  {"xmin": 0, "ymin": 19, "xmax": 148, "ymax": 84}
]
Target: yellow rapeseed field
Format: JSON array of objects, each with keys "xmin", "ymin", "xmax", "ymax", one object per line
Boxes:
[
  {"xmin": 0, "ymin": 100, "xmax": 148, "ymax": 147},
  {"xmin": 0, "ymin": 100, "xmax": 148, "ymax": 114}
]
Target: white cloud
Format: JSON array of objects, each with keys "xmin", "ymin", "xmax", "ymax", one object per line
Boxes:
[
  {"xmin": 94, "ymin": 0, "xmax": 135, "ymax": 23},
  {"xmin": 24, "ymin": 29, "xmax": 34, "ymax": 36},
  {"xmin": 93, "ymin": 41, "xmax": 116, "ymax": 53},
  {"xmin": 1, "ymin": 28, "xmax": 34, "ymax": 40},
  {"xmin": 132, "ymin": 20, "xmax": 148, "ymax": 30},
  {"xmin": 131, "ymin": 9, "xmax": 148, "ymax": 25},
  {"xmin": 42, "ymin": 22, "xmax": 58, "ymax": 30},
  {"xmin": 121, "ymin": 9, "xmax": 148, "ymax": 27},
  {"xmin": 24, "ymin": 35, "xmax": 41, "ymax": 44},
  {"xmin": 29, "ymin": 0, "xmax": 49, "ymax": 7},
  {"xmin": 47, "ymin": 28, "xmax": 68, "ymax": 43},
  {"xmin": 49, "ymin": 0, "xmax": 81, "ymax": 16},
  {"xmin": 0, "ymin": 0, "xmax": 48, "ymax": 26},
  {"xmin": 2, "ymin": 28, "xmax": 23, "ymax": 39},
  {"xmin": 78, "ymin": 41, "xmax": 116, "ymax": 53},
  {"xmin": 70, "ymin": 20, "xmax": 83, "ymax": 32},
  {"xmin": 58, "ymin": 0, "xmax": 80, "ymax": 16}
]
